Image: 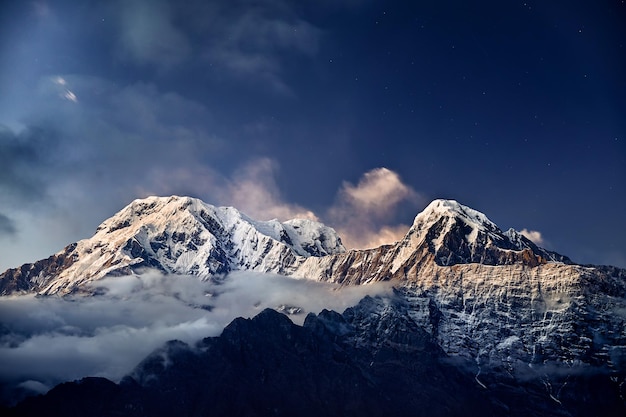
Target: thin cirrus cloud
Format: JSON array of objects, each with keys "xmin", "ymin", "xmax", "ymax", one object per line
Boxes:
[{"xmin": 111, "ymin": 0, "xmax": 321, "ymax": 93}]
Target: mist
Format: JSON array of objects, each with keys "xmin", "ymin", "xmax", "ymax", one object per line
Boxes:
[{"xmin": 0, "ymin": 271, "xmax": 391, "ymax": 402}]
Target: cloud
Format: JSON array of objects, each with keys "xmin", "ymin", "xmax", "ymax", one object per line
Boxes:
[
  {"xmin": 0, "ymin": 271, "xmax": 390, "ymax": 404},
  {"xmin": 139, "ymin": 161, "xmax": 422, "ymax": 250},
  {"xmin": 338, "ymin": 168, "xmax": 418, "ymax": 217},
  {"xmin": 217, "ymin": 158, "xmax": 319, "ymax": 221},
  {"xmin": 0, "ymin": 75, "xmax": 226, "ymax": 271},
  {"xmin": 355, "ymin": 224, "xmax": 413, "ymax": 249},
  {"xmin": 328, "ymin": 168, "xmax": 425, "ymax": 249},
  {"xmin": 173, "ymin": 0, "xmax": 321, "ymax": 94},
  {"xmin": 126, "ymin": 161, "xmax": 422, "ymax": 249},
  {"xmin": 114, "ymin": 0, "xmax": 191, "ymax": 71},
  {"xmin": 208, "ymin": 10, "xmax": 320, "ymax": 94},
  {"xmin": 0, "ymin": 125, "xmax": 55, "ymax": 207},
  {"xmin": 0, "ymin": 213, "xmax": 16, "ymax": 236},
  {"xmin": 0, "ymin": 73, "xmax": 422, "ymax": 265},
  {"xmin": 53, "ymin": 76, "xmax": 220, "ymax": 181},
  {"xmin": 520, "ymin": 228, "xmax": 544, "ymax": 245},
  {"xmin": 106, "ymin": 0, "xmax": 322, "ymax": 92}
]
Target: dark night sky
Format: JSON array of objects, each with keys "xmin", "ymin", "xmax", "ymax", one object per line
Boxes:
[{"xmin": 0, "ymin": 0, "xmax": 624, "ymax": 270}]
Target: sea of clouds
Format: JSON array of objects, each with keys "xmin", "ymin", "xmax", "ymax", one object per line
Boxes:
[{"xmin": 0, "ymin": 271, "xmax": 391, "ymax": 403}]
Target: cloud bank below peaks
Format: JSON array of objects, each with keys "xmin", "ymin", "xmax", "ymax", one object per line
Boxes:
[{"xmin": 0, "ymin": 271, "xmax": 391, "ymax": 403}]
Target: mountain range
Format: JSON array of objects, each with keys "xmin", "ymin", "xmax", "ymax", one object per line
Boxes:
[{"xmin": 1, "ymin": 195, "xmax": 625, "ymax": 416}]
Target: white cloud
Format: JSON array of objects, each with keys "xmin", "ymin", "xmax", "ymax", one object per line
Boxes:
[
  {"xmin": 328, "ymin": 168, "xmax": 424, "ymax": 249},
  {"xmin": 338, "ymin": 167, "xmax": 417, "ymax": 216},
  {"xmin": 0, "ymin": 271, "xmax": 391, "ymax": 402},
  {"xmin": 62, "ymin": 89, "xmax": 77, "ymax": 102},
  {"xmin": 519, "ymin": 228, "xmax": 544, "ymax": 245},
  {"xmin": 218, "ymin": 158, "xmax": 318, "ymax": 221}
]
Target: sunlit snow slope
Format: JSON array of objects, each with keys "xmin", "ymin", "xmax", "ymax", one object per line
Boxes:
[{"xmin": 0, "ymin": 196, "xmax": 345, "ymax": 295}]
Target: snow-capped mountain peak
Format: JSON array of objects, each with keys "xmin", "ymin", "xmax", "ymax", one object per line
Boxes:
[
  {"xmin": 0, "ymin": 196, "xmax": 345, "ymax": 295},
  {"xmin": 394, "ymin": 198, "xmax": 569, "ymax": 267},
  {"xmin": 408, "ymin": 198, "xmax": 498, "ymax": 244},
  {"xmin": 0, "ymin": 196, "xmax": 573, "ymax": 295},
  {"xmin": 414, "ymin": 199, "xmax": 494, "ymax": 228}
]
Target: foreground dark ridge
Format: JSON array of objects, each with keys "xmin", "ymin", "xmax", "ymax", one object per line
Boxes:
[{"xmin": 5, "ymin": 294, "xmax": 625, "ymax": 417}]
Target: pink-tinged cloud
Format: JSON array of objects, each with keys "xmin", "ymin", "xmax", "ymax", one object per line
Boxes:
[
  {"xmin": 519, "ymin": 228, "xmax": 544, "ymax": 246},
  {"xmin": 136, "ymin": 162, "xmax": 421, "ymax": 250},
  {"xmin": 220, "ymin": 158, "xmax": 318, "ymax": 221},
  {"xmin": 329, "ymin": 168, "xmax": 424, "ymax": 249}
]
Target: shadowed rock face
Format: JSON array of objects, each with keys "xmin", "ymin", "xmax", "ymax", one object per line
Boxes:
[{"xmin": 6, "ymin": 296, "xmax": 626, "ymax": 417}]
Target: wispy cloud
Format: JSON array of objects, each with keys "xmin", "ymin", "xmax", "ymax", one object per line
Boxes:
[
  {"xmin": 328, "ymin": 168, "xmax": 425, "ymax": 248},
  {"xmin": 218, "ymin": 158, "xmax": 318, "ymax": 221},
  {"xmin": 205, "ymin": 5, "xmax": 321, "ymax": 95},
  {"xmin": 109, "ymin": 0, "xmax": 321, "ymax": 92},
  {"xmin": 114, "ymin": 0, "xmax": 191, "ymax": 71},
  {"xmin": 0, "ymin": 213, "xmax": 16, "ymax": 236}
]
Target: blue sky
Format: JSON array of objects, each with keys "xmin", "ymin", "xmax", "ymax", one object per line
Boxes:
[{"xmin": 0, "ymin": 0, "xmax": 624, "ymax": 269}]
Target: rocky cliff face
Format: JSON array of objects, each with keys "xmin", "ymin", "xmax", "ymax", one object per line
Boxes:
[
  {"xmin": 7, "ymin": 297, "xmax": 625, "ymax": 417},
  {"xmin": 0, "ymin": 197, "xmax": 575, "ymax": 295}
]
